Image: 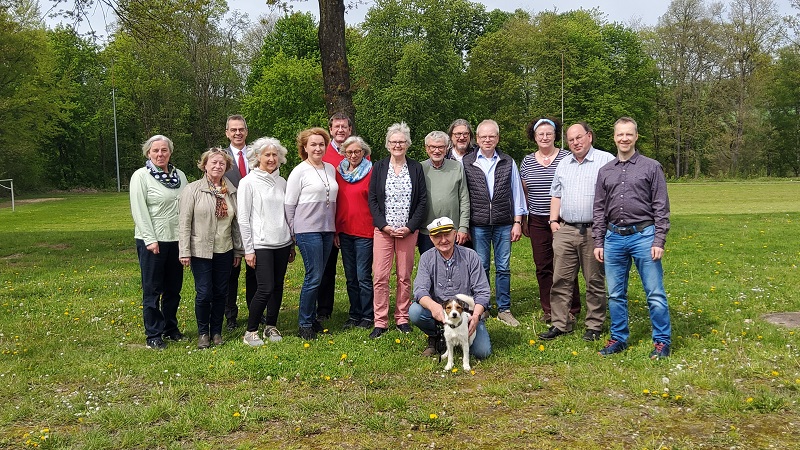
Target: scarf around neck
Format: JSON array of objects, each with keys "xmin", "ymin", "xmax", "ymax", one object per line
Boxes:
[
  {"xmin": 145, "ymin": 160, "xmax": 181, "ymax": 189},
  {"xmin": 206, "ymin": 175, "xmax": 229, "ymax": 218},
  {"xmin": 337, "ymin": 158, "xmax": 372, "ymax": 183}
]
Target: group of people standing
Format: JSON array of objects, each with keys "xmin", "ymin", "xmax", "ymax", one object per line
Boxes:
[{"xmin": 130, "ymin": 112, "xmax": 673, "ymax": 361}]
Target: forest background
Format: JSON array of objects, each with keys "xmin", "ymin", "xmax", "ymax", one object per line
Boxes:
[{"xmin": 1, "ymin": 0, "xmax": 799, "ymax": 192}]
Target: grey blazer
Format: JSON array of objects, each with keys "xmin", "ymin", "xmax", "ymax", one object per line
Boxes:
[{"xmin": 224, "ymin": 145, "xmax": 247, "ymax": 188}]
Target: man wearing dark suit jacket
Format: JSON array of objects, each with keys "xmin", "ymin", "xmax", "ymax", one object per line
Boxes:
[{"xmin": 223, "ymin": 114, "xmax": 255, "ymax": 330}]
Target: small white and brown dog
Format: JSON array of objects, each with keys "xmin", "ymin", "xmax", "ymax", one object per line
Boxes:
[{"xmin": 441, "ymin": 294, "xmax": 476, "ymax": 371}]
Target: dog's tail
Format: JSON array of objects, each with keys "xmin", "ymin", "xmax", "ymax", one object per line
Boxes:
[{"xmin": 455, "ymin": 294, "xmax": 475, "ymax": 311}]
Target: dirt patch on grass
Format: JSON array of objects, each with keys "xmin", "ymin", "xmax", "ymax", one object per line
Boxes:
[
  {"xmin": 35, "ymin": 243, "xmax": 71, "ymax": 250},
  {"xmin": 762, "ymin": 312, "xmax": 800, "ymax": 328},
  {"xmin": 0, "ymin": 197, "xmax": 65, "ymax": 208},
  {"xmin": 1, "ymin": 253, "xmax": 24, "ymax": 260}
]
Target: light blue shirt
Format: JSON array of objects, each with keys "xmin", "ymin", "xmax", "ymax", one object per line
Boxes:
[
  {"xmin": 475, "ymin": 150, "xmax": 528, "ymax": 216},
  {"xmin": 550, "ymin": 147, "xmax": 615, "ymax": 223}
]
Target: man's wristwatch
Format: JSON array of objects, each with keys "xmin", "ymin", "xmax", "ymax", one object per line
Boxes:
[{"xmin": 548, "ymin": 219, "xmax": 559, "ymax": 225}]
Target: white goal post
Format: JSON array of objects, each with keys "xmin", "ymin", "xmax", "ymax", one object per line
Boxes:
[{"xmin": 0, "ymin": 179, "xmax": 14, "ymax": 212}]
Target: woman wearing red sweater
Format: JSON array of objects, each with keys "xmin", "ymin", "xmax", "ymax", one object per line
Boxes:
[{"xmin": 335, "ymin": 136, "xmax": 375, "ymax": 330}]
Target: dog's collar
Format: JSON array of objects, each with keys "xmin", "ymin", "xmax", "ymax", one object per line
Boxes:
[{"xmin": 446, "ymin": 323, "xmax": 460, "ymax": 329}]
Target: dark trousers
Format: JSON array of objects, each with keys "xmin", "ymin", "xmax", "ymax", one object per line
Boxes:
[
  {"xmin": 317, "ymin": 242, "xmax": 338, "ymax": 317},
  {"xmin": 527, "ymin": 215, "xmax": 581, "ymax": 316},
  {"xmin": 225, "ymin": 260, "xmax": 256, "ymax": 322},
  {"xmin": 136, "ymin": 239, "xmax": 183, "ymax": 339},
  {"xmin": 339, "ymin": 233, "xmax": 374, "ymax": 322},
  {"xmin": 192, "ymin": 251, "xmax": 234, "ymax": 336},
  {"xmin": 247, "ymin": 246, "xmax": 292, "ymax": 332}
]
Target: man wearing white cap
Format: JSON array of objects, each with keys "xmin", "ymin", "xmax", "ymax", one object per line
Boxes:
[{"xmin": 409, "ymin": 217, "xmax": 492, "ymax": 358}]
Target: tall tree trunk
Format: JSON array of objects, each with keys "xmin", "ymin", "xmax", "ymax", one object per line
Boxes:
[{"xmin": 318, "ymin": 0, "xmax": 355, "ymax": 123}]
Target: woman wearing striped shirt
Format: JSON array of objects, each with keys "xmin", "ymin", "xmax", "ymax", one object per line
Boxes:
[
  {"xmin": 285, "ymin": 128, "xmax": 339, "ymax": 341},
  {"xmin": 520, "ymin": 117, "xmax": 580, "ymax": 325}
]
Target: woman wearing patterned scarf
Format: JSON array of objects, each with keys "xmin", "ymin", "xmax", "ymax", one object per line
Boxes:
[
  {"xmin": 130, "ymin": 135, "xmax": 188, "ymax": 350},
  {"xmin": 179, "ymin": 148, "xmax": 244, "ymax": 349}
]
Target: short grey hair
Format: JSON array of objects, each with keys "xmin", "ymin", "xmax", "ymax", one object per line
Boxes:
[
  {"xmin": 425, "ymin": 131, "xmax": 450, "ymax": 147},
  {"xmin": 341, "ymin": 136, "xmax": 372, "ymax": 157},
  {"xmin": 247, "ymin": 137, "xmax": 288, "ymax": 169},
  {"xmin": 476, "ymin": 119, "xmax": 500, "ymax": 137},
  {"xmin": 385, "ymin": 122, "xmax": 412, "ymax": 149},
  {"xmin": 141, "ymin": 135, "xmax": 174, "ymax": 157}
]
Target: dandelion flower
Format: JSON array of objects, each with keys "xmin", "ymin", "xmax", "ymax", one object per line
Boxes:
[
  {"xmin": 233, "ymin": 412, "xmax": 240, "ymax": 417},
  {"xmin": 771, "ymin": 371, "xmax": 779, "ymax": 376},
  {"xmin": 340, "ymin": 353, "xmax": 347, "ymax": 360},
  {"xmin": 538, "ymin": 344, "xmax": 545, "ymax": 351},
  {"xmin": 429, "ymin": 413, "xmax": 438, "ymax": 420},
  {"xmin": 643, "ymin": 389, "xmax": 650, "ymax": 394},
  {"xmin": 303, "ymin": 343, "xmax": 310, "ymax": 348},
  {"xmin": 571, "ymin": 351, "xmax": 578, "ymax": 356},
  {"xmin": 451, "ymin": 368, "xmax": 458, "ymax": 373},
  {"xmin": 746, "ymin": 397, "xmax": 753, "ymax": 403},
  {"xmin": 395, "ymin": 338, "xmax": 401, "ymax": 344},
  {"xmin": 529, "ymin": 339, "xmax": 535, "ymax": 345}
]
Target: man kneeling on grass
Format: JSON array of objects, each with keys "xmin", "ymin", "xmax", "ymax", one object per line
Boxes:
[{"xmin": 409, "ymin": 217, "xmax": 492, "ymax": 359}]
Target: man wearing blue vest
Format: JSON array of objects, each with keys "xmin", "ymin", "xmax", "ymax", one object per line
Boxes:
[{"xmin": 462, "ymin": 119, "xmax": 528, "ymax": 327}]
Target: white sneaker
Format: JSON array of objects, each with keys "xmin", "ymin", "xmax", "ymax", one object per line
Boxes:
[
  {"xmin": 263, "ymin": 326, "xmax": 283, "ymax": 342},
  {"xmin": 243, "ymin": 331, "xmax": 264, "ymax": 347},
  {"xmin": 497, "ymin": 311, "xmax": 520, "ymax": 327}
]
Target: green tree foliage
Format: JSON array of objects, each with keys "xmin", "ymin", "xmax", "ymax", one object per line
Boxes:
[
  {"xmin": 44, "ymin": 26, "xmax": 109, "ymax": 189},
  {"xmin": 242, "ymin": 12, "xmax": 326, "ymax": 171},
  {"xmin": 467, "ymin": 9, "xmax": 658, "ymax": 161},
  {"xmin": 351, "ymin": 0, "xmax": 499, "ymax": 161},
  {"xmin": 765, "ymin": 46, "xmax": 800, "ymax": 176},
  {"xmin": 104, "ymin": 0, "xmax": 246, "ymax": 181},
  {"xmin": 0, "ymin": 1, "xmax": 61, "ymax": 190}
]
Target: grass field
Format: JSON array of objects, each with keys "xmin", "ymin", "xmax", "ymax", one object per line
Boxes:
[{"xmin": 1, "ymin": 181, "xmax": 799, "ymax": 449}]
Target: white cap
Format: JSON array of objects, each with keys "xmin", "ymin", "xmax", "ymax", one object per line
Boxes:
[{"xmin": 427, "ymin": 217, "xmax": 455, "ymax": 235}]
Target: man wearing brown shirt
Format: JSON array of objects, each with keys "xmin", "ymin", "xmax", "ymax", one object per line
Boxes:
[{"xmin": 592, "ymin": 117, "xmax": 672, "ymax": 359}]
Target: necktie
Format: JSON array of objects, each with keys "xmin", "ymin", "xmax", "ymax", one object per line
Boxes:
[{"xmin": 237, "ymin": 151, "xmax": 246, "ymax": 178}]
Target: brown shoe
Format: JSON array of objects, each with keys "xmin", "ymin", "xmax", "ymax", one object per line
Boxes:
[
  {"xmin": 212, "ymin": 334, "xmax": 224, "ymax": 346},
  {"xmin": 198, "ymin": 334, "xmax": 210, "ymax": 349}
]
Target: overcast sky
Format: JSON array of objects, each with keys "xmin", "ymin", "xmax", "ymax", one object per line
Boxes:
[{"xmin": 53, "ymin": 0, "xmax": 797, "ymax": 39}]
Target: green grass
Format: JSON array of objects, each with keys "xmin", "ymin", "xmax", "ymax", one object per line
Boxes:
[{"xmin": 1, "ymin": 182, "xmax": 799, "ymax": 449}]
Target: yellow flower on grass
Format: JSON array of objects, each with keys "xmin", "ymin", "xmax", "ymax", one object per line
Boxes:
[
  {"xmin": 303, "ymin": 343, "xmax": 310, "ymax": 348},
  {"xmin": 771, "ymin": 371, "xmax": 779, "ymax": 376},
  {"xmin": 571, "ymin": 351, "xmax": 578, "ymax": 356},
  {"xmin": 233, "ymin": 412, "xmax": 240, "ymax": 417},
  {"xmin": 429, "ymin": 413, "xmax": 438, "ymax": 420},
  {"xmin": 538, "ymin": 344, "xmax": 545, "ymax": 351},
  {"xmin": 324, "ymin": 376, "xmax": 331, "ymax": 381},
  {"xmin": 451, "ymin": 368, "xmax": 458, "ymax": 373},
  {"xmin": 340, "ymin": 353, "xmax": 347, "ymax": 360},
  {"xmin": 746, "ymin": 397, "xmax": 753, "ymax": 403},
  {"xmin": 674, "ymin": 395, "xmax": 682, "ymax": 400},
  {"xmin": 395, "ymin": 338, "xmax": 401, "ymax": 344},
  {"xmin": 661, "ymin": 393, "xmax": 669, "ymax": 398},
  {"xmin": 529, "ymin": 339, "xmax": 535, "ymax": 345}
]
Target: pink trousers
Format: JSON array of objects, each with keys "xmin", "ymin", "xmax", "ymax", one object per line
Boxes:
[{"xmin": 372, "ymin": 228, "xmax": 418, "ymax": 328}]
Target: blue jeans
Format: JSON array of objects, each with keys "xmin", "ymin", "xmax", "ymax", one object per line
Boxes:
[
  {"xmin": 136, "ymin": 240, "xmax": 183, "ymax": 339},
  {"xmin": 604, "ymin": 225, "xmax": 671, "ymax": 345},
  {"xmin": 295, "ymin": 232, "xmax": 334, "ymax": 328},
  {"xmin": 409, "ymin": 302, "xmax": 491, "ymax": 359},
  {"xmin": 339, "ymin": 233, "xmax": 374, "ymax": 322},
  {"xmin": 471, "ymin": 225, "xmax": 512, "ymax": 311},
  {"xmin": 191, "ymin": 250, "xmax": 234, "ymax": 336}
]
